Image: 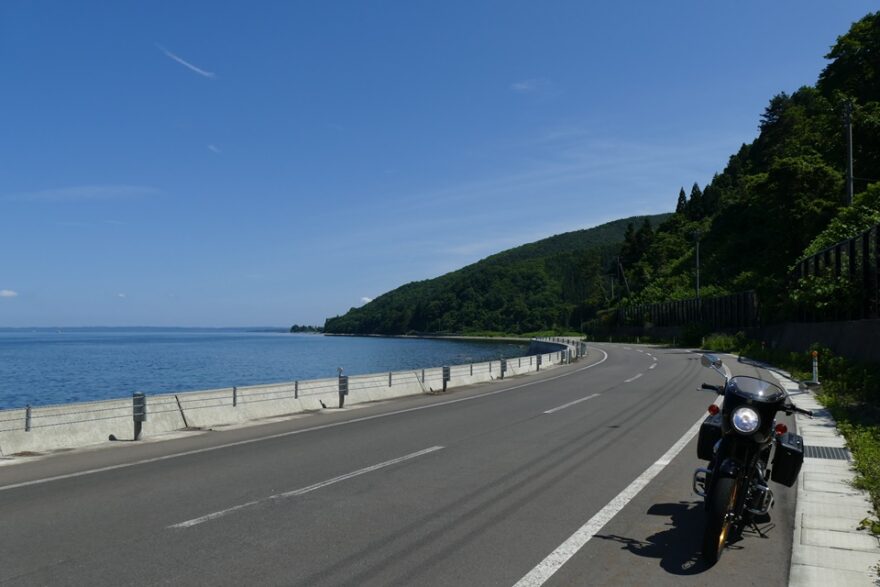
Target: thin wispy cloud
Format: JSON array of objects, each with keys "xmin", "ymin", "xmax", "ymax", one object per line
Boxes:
[
  {"xmin": 117, "ymin": 293, "xmax": 127, "ymax": 299},
  {"xmin": 401, "ymin": 129, "xmax": 743, "ymax": 213},
  {"xmin": 510, "ymin": 78, "xmax": 554, "ymax": 94},
  {"xmin": 0, "ymin": 290, "xmax": 18, "ymax": 298},
  {"xmin": 361, "ymin": 297, "xmax": 373, "ymax": 304},
  {"xmin": 156, "ymin": 44, "xmax": 216, "ymax": 79},
  {"xmin": 342, "ymin": 126, "xmax": 746, "ymax": 278},
  {"xmin": 4, "ymin": 185, "xmax": 160, "ymax": 203},
  {"xmin": 207, "ymin": 144, "xmax": 222, "ymax": 154}
]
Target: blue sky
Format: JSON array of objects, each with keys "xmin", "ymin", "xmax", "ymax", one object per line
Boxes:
[{"xmin": 1, "ymin": 1, "xmax": 876, "ymax": 327}]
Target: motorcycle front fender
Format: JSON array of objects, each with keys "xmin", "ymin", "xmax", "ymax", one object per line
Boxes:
[
  {"xmin": 704, "ymin": 456, "xmax": 742, "ymax": 510},
  {"xmin": 716, "ymin": 457, "xmax": 741, "ymax": 479}
]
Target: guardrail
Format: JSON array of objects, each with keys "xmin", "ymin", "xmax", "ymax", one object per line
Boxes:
[{"xmin": 0, "ymin": 338, "xmax": 585, "ymax": 456}]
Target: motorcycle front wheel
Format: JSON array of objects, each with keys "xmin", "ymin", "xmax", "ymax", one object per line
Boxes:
[{"xmin": 701, "ymin": 475, "xmax": 738, "ymax": 564}]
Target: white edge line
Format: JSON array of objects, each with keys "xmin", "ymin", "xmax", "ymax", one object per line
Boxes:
[
  {"xmin": 0, "ymin": 349, "xmax": 610, "ymax": 493},
  {"xmin": 624, "ymin": 373, "xmax": 644, "ymax": 383},
  {"xmin": 543, "ymin": 394, "xmax": 600, "ymax": 415},
  {"xmin": 170, "ymin": 446, "xmax": 444, "ymax": 529},
  {"xmin": 513, "ymin": 398, "xmax": 720, "ymax": 587}
]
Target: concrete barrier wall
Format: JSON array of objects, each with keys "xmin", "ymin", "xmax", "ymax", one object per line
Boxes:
[
  {"xmin": 0, "ymin": 338, "xmax": 583, "ymax": 456},
  {"xmin": 0, "ymin": 395, "xmax": 186, "ymax": 455}
]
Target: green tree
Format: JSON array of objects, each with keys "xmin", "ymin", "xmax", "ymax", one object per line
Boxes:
[
  {"xmin": 818, "ymin": 12, "xmax": 880, "ymax": 104},
  {"xmin": 687, "ymin": 183, "xmax": 704, "ymax": 220},
  {"xmin": 676, "ymin": 187, "xmax": 687, "ymax": 213}
]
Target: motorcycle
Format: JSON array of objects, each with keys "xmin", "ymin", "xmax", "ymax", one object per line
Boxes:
[{"xmin": 692, "ymin": 354, "xmax": 812, "ymax": 564}]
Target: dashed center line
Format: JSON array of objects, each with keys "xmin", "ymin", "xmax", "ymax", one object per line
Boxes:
[
  {"xmin": 624, "ymin": 373, "xmax": 643, "ymax": 383},
  {"xmin": 649, "ymin": 363, "xmax": 657, "ymax": 370},
  {"xmin": 543, "ymin": 394, "xmax": 601, "ymax": 414},
  {"xmin": 169, "ymin": 446, "xmax": 444, "ymax": 529}
]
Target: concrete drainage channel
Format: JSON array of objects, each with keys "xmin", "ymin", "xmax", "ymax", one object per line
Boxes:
[{"xmin": 0, "ymin": 338, "xmax": 587, "ymax": 458}]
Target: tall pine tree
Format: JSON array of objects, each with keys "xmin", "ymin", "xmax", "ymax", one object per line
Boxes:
[{"xmin": 676, "ymin": 187, "xmax": 687, "ymax": 213}]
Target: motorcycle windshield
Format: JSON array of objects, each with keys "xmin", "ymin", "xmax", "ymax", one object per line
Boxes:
[{"xmin": 727, "ymin": 376, "xmax": 786, "ymax": 403}]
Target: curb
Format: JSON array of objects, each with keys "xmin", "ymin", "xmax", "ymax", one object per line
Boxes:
[{"xmin": 761, "ymin": 369, "xmax": 880, "ymax": 586}]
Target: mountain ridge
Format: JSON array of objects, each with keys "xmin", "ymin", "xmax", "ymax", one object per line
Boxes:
[{"xmin": 324, "ymin": 213, "xmax": 670, "ymax": 335}]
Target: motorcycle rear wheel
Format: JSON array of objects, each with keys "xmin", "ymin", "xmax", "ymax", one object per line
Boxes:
[{"xmin": 702, "ymin": 476, "xmax": 738, "ymax": 564}]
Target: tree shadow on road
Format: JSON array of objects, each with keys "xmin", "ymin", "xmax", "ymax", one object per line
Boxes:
[{"xmin": 594, "ymin": 501, "xmax": 722, "ymax": 576}]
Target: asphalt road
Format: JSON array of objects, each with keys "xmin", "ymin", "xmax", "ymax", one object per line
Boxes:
[{"xmin": 0, "ymin": 344, "xmax": 797, "ymax": 586}]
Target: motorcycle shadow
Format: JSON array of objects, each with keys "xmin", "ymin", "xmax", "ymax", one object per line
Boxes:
[{"xmin": 594, "ymin": 501, "xmax": 758, "ymax": 575}]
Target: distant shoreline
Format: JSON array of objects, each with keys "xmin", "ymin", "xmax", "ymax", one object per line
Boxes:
[{"xmin": 322, "ymin": 333, "xmax": 531, "ymax": 344}]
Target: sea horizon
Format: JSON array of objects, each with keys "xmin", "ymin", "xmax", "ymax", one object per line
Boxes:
[
  {"xmin": 0, "ymin": 326, "xmax": 292, "ymax": 332},
  {"xmin": 0, "ymin": 329, "xmax": 529, "ymax": 409}
]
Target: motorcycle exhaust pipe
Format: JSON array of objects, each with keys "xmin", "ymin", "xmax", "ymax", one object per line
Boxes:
[{"xmin": 747, "ymin": 484, "xmax": 774, "ymax": 516}]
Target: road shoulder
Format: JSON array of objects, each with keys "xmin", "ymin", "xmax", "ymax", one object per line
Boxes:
[{"xmin": 762, "ymin": 367, "xmax": 880, "ymax": 586}]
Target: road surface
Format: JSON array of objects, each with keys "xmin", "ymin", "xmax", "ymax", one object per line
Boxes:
[{"xmin": 0, "ymin": 344, "xmax": 796, "ymax": 586}]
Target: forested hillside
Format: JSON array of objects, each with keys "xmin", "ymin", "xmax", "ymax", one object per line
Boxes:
[
  {"xmin": 614, "ymin": 11, "xmax": 880, "ymax": 320},
  {"xmin": 323, "ymin": 11, "xmax": 880, "ymax": 336},
  {"xmin": 324, "ymin": 214, "xmax": 669, "ymax": 335}
]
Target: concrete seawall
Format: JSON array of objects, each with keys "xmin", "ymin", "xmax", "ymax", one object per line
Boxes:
[{"xmin": 0, "ymin": 337, "xmax": 584, "ymax": 457}]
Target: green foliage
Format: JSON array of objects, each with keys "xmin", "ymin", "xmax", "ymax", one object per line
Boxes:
[
  {"xmin": 289, "ymin": 324, "xmax": 323, "ymax": 333},
  {"xmin": 818, "ymin": 12, "xmax": 880, "ymax": 104},
  {"xmin": 615, "ymin": 12, "xmax": 880, "ymax": 322},
  {"xmin": 733, "ymin": 343, "xmax": 880, "ymax": 527},
  {"xmin": 789, "ymin": 272, "xmax": 861, "ymax": 316},
  {"xmin": 802, "ymin": 183, "xmax": 880, "ymax": 257},
  {"xmin": 675, "ymin": 187, "xmax": 687, "ymax": 214},
  {"xmin": 323, "ymin": 11, "xmax": 880, "ymax": 340},
  {"xmin": 701, "ymin": 331, "xmax": 747, "ymax": 353},
  {"xmin": 679, "ymin": 322, "xmax": 711, "ymax": 347},
  {"xmin": 324, "ymin": 214, "xmax": 669, "ymax": 335}
]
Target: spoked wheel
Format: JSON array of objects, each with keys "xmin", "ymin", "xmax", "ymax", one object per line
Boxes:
[{"xmin": 702, "ymin": 476, "xmax": 739, "ymax": 564}]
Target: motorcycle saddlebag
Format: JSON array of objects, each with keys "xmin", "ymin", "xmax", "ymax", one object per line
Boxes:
[
  {"xmin": 697, "ymin": 413, "xmax": 723, "ymax": 461},
  {"xmin": 771, "ymin": 432, "xmax": 804, "ymax": 487}
]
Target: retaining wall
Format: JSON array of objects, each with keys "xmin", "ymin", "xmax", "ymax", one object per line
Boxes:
[
  {"xmin": 760, "ymin": 319, "xmax": 880, "ymax": 364},
  {"xmin": 0, "ymin": 338, "xmax": 585, "ymax": 456}
]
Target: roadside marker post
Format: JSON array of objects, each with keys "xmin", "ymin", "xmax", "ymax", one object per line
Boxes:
[
  {"xmin": 132, "ymin": 392, "xmax": 147, "ymax": 440},
  {"xmin": 812, "ymin": 351, "xmax": 819, "ymax": 384}
]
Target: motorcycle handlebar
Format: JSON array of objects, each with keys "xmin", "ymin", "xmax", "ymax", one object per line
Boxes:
[
  {"xmin": 701, "ymin": 383, "xmax": 722, "ymax": 392},
  {"xmin": 794, "ymin": 406, "xmax": 813, "ymax": 418},
  {"xmin": 785, "ymin": 403, "xmax": 813, "ymax": 418}
]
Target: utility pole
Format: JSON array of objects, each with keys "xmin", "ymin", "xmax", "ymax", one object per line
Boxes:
[
  {"xmin": 616, "ymin": 256, "xmax": 631, "ymax": 297},
  {"xmin": 844, "ymin": 101, "xmax": 854, "ymax": 206},
  {"xmin": 693, "ymin": 230, "xmax": 701, "ymax": 302}
]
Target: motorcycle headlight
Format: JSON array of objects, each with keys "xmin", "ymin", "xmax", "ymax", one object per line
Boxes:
[{"xmin": 732, "ymin": 407, "xmax": 760, "ymax": 434}]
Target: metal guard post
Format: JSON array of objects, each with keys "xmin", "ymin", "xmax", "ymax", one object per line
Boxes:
[
  {"xmin": 338, "ymin": 374, "xmax": 349, "ymax": 408},
  {"xmin": 132, "ymin": 392, "xmax": 147, "ymax": 440}
]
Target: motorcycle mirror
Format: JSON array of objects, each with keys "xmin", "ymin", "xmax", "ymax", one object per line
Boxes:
[{"xmin": 700, "ymin": 354, "xmax": 723, "ymax": 369}]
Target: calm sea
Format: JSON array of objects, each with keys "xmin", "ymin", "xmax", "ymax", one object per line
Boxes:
[{"xmin": 0, "ymin": 329, "xmax": 529, "ymax": 410}]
